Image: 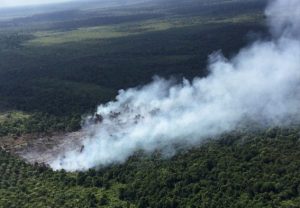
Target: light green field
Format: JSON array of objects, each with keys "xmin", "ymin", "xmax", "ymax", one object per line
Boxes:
[{"xmin": 27, "ymin": 13, "xmax": 263, "ymax": 46}]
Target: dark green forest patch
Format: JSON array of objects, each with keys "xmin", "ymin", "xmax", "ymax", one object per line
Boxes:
[{"xmin": 1, "ymin": 128, "xmax": 300, "ymax": 207}]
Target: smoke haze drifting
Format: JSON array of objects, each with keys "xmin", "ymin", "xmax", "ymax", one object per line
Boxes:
[
  {"xmin": 0, "ymin": 0, "xmax": 72, "ymax": 8},
  {"xmin": 51, "ymin": 0, "xmax": 300, "ymax": 171}
]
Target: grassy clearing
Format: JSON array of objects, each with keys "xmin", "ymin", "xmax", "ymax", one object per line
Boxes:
[{"xmin": 26, "ymin": 13, "xmax": 263, "ymax": 46}]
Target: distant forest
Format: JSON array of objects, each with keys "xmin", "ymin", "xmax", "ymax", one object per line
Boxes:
[{"xmin": 0, "ymin": 0, "xmax": 267, "ymax": 135}]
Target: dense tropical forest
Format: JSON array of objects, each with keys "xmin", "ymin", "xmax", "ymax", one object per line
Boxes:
[
  {"xmin": 2, "ymin": 0, "xmax": 300, "ymax": 207},
  {"xmin": 1, "ymin": 128, "xmax": 300, "ymax": 207}
]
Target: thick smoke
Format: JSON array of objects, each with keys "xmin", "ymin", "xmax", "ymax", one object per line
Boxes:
[{"xmin": 51, "ymin": 0, "xmax": 300, "ymax": 171}]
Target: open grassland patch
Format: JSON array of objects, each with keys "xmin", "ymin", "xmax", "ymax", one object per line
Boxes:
[{"xmin": 26, "ymin": 13, "xmax": 263, "ymax": 46}]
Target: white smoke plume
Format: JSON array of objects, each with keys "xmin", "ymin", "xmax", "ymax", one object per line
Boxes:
[{"xmin": 51, "ymin": 0, "xmax": 300, "ymax": 171}]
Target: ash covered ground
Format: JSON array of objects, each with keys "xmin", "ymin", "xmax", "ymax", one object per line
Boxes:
[{"xmin": 1, "ymin": 131, "xmax": 87, "ymax": 165}]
